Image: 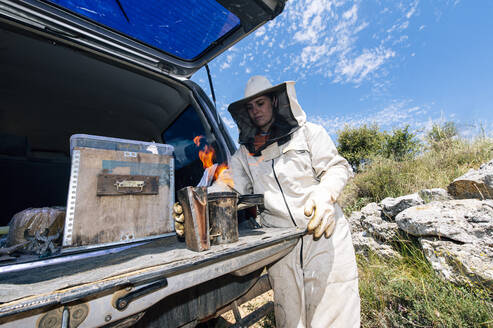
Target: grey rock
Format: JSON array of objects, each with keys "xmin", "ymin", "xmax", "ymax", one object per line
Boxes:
[
  {"xmin": 380, "ymin": 193, "xmax": 424, "ymax": 220},
  {"xmin": 448, "ymin": 159, "xmax": 493, "ymax": 199},
  {"xmin": 352, "ymin": 231, "xmax": 402, "ymax": 260},
  {"xmin": 418, "ymin": 188, "xmax": 451, "ymax": 202},
  {"xmin": 347, "ymin": 211, "xmax": 364, "ymax": 235},
  {"xmin": 395, "ymin": 199, "xmax": 493, "ymax": 245},
  {"xmin": 361, "ymin": 215, "xmax": 401, "ymax": 242},
  {"xmin": 420, "ymin": 237, "xmax": 493, "ymax": 287},
  {"xmin": 360, "ymin": 202, "xmax": 382, "ymax": 217},
  {"xmin": 347, "ymin": 202, "xmax": 401, "ymax": 243}
]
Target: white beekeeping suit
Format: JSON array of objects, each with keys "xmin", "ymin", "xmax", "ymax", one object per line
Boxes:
[{"xmin": 221, "ymin": 76, "xmax": 361, "ymax": 327}]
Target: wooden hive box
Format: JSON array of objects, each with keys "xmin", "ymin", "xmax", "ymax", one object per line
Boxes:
[{"xmin": 62, "ymin": 134, "xmax": 174, "ymax": 250}]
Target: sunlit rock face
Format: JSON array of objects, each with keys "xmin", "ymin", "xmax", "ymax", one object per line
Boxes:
[
  {"xmin": 448, "ymin": 159, "xmax": 493, "ymax": 200},
  {"xmin": 348, "ymin": 159, "xmax": 493, "ymax": 288}
]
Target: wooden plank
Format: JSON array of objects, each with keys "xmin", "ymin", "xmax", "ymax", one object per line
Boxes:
[
  {"xmin": 67, "ymin": 147, "xmax": 173, "ymax": 247},
  {"xmin": 96, "ymin": 174, "xmax": 159, "ymax": 196}
]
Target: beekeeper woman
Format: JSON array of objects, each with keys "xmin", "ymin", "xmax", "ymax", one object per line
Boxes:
[{"xmin": 177, "ymin": 76, "xmax": 360, "ymax": 327}]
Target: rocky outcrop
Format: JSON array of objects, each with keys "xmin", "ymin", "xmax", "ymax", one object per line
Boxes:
[
  {"xmin": 352, "ymin": 231, "xmax": 402, "ymax": 260},
  {"xmin": 448, "ymin": 159, "xmax": 493, "ymax": 199},
  {"xmin": 418, "ymin": 188, "xmax": 451, "ymax": 202},
  {"xmin": 348, "ymin": 159, "xmax": 493, "ymax": 288},
  {"xmin": 395, "ymin": 199, "xmax": 493, "ymax": 245},
  {"xmin": 420, "ymin": 238, "xmax": 492, "ymax": 287},
  {"xmin": 361, "ymin": 215, "xmax": 401, "ymax": 243},
  {"xmin": 360, "ymin": 203, "xmax": 398, "ymax": 241},
  {"xmin": 380, "ymin": 193, "xmax": 424, "ymax": 219},
  {"xmin": 348, "ymin": 208, "xmax": 402, "ymax": 259}
]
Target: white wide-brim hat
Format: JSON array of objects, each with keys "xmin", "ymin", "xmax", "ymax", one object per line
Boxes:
[
  {"xmin": 227, "ymin": 76, "xmax": 305, "ymax": 145},
  {"xmin": 228, "ymin": 76, "xmax": 288, "ymax": 114}
]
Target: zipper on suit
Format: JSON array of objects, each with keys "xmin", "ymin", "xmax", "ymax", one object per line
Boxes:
[{"xmin": 271, "ymin": 159, "xmax": 304, "ymax": 268}]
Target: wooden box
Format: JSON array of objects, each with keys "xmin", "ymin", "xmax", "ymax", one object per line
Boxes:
[{"xmin": 62, "ymin": 134, "xmax": 174, "ymax": 250}]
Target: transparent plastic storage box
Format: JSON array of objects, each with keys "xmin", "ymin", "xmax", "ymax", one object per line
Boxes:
[{"xmin": 63, "ymin": 134, "xmax": 174, "ymax": 250}]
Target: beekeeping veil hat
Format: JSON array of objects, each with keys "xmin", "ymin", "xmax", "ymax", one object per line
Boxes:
[{"xmin": 228, "ymin": 76, "xmax": 306, "ymax": 153}]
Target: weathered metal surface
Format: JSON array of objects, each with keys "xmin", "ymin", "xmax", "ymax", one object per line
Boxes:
[
  {"xmin": 0, "ymin": 228, "xmax": 303, "ymax": 328},
  {"xmin": 231, "ymin": 246, "xmax": 293, "ymax": 277},
  {"xmin": 133, "ymin": 270, "xmax": 263, "ymax": 328},
  {"xmin": 177, "ymin": 186, "xmax": 210, "ymax": 252},
  {"xmin": 97, "ymin": 174, "xmax": 159, "ymax": 196},
  {"xmin": 102, "ymin": 312, "xmax": 145, "ymax": 328},
  {"xmin": 237, "ymin": 194, "xmax": 264, "ymax": 211},
  {"xmin": 114, "ymin": 278, "xmax": 168, "ymax": 311},
  {"xmin": 208, "ymin": 192, "xmax": 239, "ymax": 245},
  {"xmin": 37, "ymin": 303, "xmax": 89, "ymax": 328}
]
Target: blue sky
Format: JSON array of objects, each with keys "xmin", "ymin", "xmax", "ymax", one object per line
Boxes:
[{"xmin": 192, "ymin": 0, "xmax": 493, "ymax": 143}]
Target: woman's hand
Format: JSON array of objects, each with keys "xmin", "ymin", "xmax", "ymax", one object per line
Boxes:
[
  {"xmin": 173, "ymin": 202, "xmax": 185, "ymax": 237},
  {"xmin": 304, "ymin": 194, "xmax": 336, "ymax": 239}
]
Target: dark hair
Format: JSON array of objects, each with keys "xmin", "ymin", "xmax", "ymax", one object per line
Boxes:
[{"xmin": 265, "ymin": 93, "xmax": 278, "ymax": 111}]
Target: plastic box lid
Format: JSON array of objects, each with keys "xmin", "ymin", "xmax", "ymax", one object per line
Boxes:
[{"xmin": 70, "ymin": 134, "xmax": 174, "ymax": 156}]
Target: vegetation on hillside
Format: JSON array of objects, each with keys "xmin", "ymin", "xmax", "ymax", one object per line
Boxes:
[
  {"xmin": 338, "ymin": 122, "xmax": 493, "ymax": 215},
  {"xmin": 338, "ymin": 122, "xmax": 493, "ymax": 327}
]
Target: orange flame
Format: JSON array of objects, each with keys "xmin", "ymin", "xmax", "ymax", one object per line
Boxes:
[
  {"xmin": 215, "ymin": 163, "xmax": 234, "ymax": 187},
  {"xmin": 194, "ymin": 135, "xmax": 234, "ymax": 187},
  {"xmin": 198, "ymin": 145, "xmax": 215, "ymax": 169},
  {"xmin": 193, "ymin": 135, "xmax": 204, "ymax": 147}
]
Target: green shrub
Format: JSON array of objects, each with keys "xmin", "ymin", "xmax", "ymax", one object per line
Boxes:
[
  {"xmin": 382, "ymin": 125, "xmax": 421, "ymax": 161},
  {"xmin": 427, "ymin": 121, "xmax": 458, "ymax": 143},
  {"xmin": 337, "ymin": 124, "xmax": 384, "ymax": 171},
  {"xmin": 336, "ymin": 124, "xmax": 422, "ymax": 172},
  {"xmin": 426, "ymin": 121, "xmax": 460, "ymax": 152}
]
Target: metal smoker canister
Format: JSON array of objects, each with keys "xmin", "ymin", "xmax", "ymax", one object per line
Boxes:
[
  {"xmin": 208, "ymin": 192, "xmax": 239, "ymax": 245},
  {"xmin": 177, "ymin": 186, "xmax": 210, "ymax": 252}
]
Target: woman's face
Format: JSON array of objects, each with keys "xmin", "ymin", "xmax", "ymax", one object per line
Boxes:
[{"xmin": 245, "ymin": 95, "xmax": 274, "ymax": 132}]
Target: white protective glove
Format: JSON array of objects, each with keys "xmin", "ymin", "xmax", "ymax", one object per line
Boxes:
[
  {"xmin": 304, "ymin": 189, "xmax": 337, "ymax": 239},
  {"xmin": 173, "ymin": 202, "xmax": 185, "ymax": 237}
]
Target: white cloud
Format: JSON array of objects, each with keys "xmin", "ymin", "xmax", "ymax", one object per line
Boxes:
[
  {"xmin": 254, "ymin": 26, "xmax": 266, "ymax": 38},
  {"xmin": 309, "ymin": 102, "xmax": 493, "ymax": 142},
  {"xmin": 220, "ymin": 114, "xmax": 237, "ymax": 129},
  {"xmin": 219, "ymin": 55, "xmax": 234, "ymax": 70},
  {"xmin": 335, "ymin": 47, "xmax": 395, "ymax": 84},
  {"xmin": 300, "ymin": 45, "xmax": 330, "ymax": 66},
  {"xmin": 308, "ymin": 100, "xmax": 432, "ymax": 136},
  {"xmin": 210, "ymin": 0, "xmax": 429, "ymax": 86},
  {"xmin": 406, "ymin": 0, "xmax": 419, "ymax": 19}
]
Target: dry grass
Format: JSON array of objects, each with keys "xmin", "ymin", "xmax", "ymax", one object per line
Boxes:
[
  {"xmin": 358, "ymin": 245, "xmax": 493, "ymax": 328},
  {"xmin": 340, "ymin": 138, "xmax": 493, "ymax": 215},
  {"xmin": 217, "ymin": 290, "xmax": 275, "ymax": 328}
]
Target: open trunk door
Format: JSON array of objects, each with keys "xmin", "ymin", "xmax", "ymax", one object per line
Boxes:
[{"xmin": 0, "ymin": 0, "xmax": 285, "ymax": 77}]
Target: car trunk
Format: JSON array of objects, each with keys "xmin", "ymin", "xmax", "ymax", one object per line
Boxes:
[{"xmin": 0, "ymin": 22, "xmax": 205, "ymax": 226}]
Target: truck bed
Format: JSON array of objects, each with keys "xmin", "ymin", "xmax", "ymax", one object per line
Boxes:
[{"xmin": 0, "ymin": 227, "xmax": 304, "ymax": 326}]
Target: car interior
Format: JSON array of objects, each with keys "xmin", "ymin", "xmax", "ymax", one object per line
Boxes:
[{"xmin": 0, "ymin": 23, "xmax": 227, "ymax": 226}]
